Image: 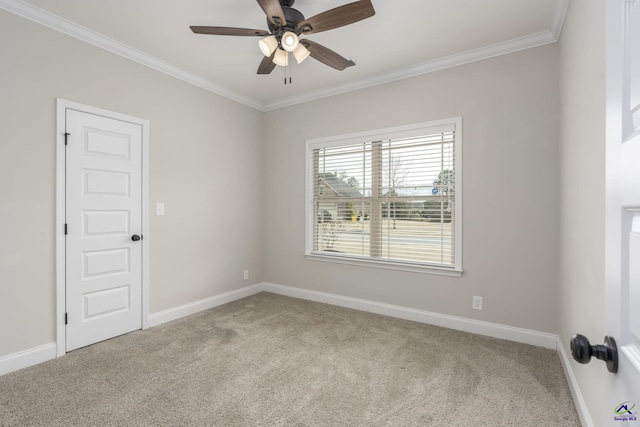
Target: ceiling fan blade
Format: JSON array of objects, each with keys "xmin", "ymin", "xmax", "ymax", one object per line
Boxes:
[
  {"xmin": 256, "ymin": 0, "xmax": 287, "ymax": 26},
  {"xmin": 297, "ymin": 0, "xmax": 375, "ymax": 35},
  {"xmin": 300, "ymin": 40, "xmax": 355, "ymax": 71},
  {"xmin": 257, "ymin": 53, "xmax": 277, "ymax": 74},
  {"xmin": 190, "ymin": 26, "xmax": 270, "ymax": 37}
]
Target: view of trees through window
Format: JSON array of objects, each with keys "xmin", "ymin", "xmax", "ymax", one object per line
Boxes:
[{"xmin": 311, "ymin": 130, "xmax": 456, "ymax": 268}]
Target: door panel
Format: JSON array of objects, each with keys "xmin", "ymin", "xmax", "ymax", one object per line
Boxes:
[
  {"xmin": 83, "ymin": 210, "xmax": 129, "ymax": 235},
  {"xmin": 84, "ymin": 285, "xmax": 131, "ymax": 318},
  {"xmin": 85, "ymin": 129, "xmax": 132, "ymax": 159},
  {"xmin": 84, "ymin": 169, "xmax": 130, "ymax": 196},
  {"xmin": 65, "ymin": 109, "xmax": 142, "ymax": 351},
  {"xmin": 626, "ymin": 212, "xmax": 640, "ymax": 346},
  {"xmin": 83, "ymin": 248, "xmax": 130, "ymax": 277}
]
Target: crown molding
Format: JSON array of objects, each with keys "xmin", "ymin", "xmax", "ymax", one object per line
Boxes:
[
  {"xmin": 263, "ymin": 30, "xmax": 560, "ymax": 111},
  {"xmin": 263, "ymin": 0, "xmax": 570, "ymax": 110},
  {"xmin": 0, "ymin": 0, "xmax": 263, "ymax": 110},
  {"xmin": 1, "ymin": 0, "xmax": 570, "ymax": 113},
  {"xmin": 551, "ymin": 0, "xmax": 570, "ymax": 40}
]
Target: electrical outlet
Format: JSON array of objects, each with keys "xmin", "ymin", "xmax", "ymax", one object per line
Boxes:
[
  {"xmin": 472, "ymin": 296, "xmax": 483, "ymax": 311},
  {"xmin": 243, "ymin": 270, "xmax": 249, "ymax": 281}
]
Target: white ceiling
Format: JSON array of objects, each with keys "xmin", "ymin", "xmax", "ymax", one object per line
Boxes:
[{"xmin": 1, "ymin": 0, "xmax": 568, "ymax": 111}]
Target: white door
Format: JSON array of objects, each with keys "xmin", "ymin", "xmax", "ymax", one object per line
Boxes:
[
  {"xmin": 605, "ymin": 0, "xmax": 640, "ymax": 424},
  {"xmin": 65, "ymin": 109, "xmax": 143, "ymax": 351}
]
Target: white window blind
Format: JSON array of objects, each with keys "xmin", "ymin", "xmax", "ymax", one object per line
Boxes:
[{"xmin": 306, "ymin": 119, "xmax": 461, "ymax": 273}]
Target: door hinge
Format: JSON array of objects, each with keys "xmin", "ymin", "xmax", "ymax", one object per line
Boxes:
[
  {"xmin": 64, "ymin": 132, "xmax": 70, "ymax": 145},
  {"xmin": 65, "ymin": 313, "xmax": 68, "ymax": 325},
  {"xmin": 65, "ymin": 223, "xmax": 68, "ymax": 235}
]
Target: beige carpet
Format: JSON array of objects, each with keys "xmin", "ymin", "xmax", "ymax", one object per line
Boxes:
[{"xmin": 0, "ymin": 292, "xmax": 579, "ymax": 426}]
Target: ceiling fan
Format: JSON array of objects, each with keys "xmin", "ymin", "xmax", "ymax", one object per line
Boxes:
[{"xmin": 190, "ymin": 0, "xmax": 375, "ymax": 75}]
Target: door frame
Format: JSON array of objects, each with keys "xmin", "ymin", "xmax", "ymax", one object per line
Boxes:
[{"xmin": 55, "ymin": 98, "xmax": 150, "ymax": 357}]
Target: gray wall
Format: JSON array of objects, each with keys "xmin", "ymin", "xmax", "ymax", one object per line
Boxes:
[
  {"xmin": 262, "ymin": 45, "xmax": 561, "ymax": 334},
  {"xmin": 558, "ymin": 0, "xmax": 606, "ymax": 424},
  {"xmin": 0, "ymin": 10, "xmax": 264, "ymax": 357}
]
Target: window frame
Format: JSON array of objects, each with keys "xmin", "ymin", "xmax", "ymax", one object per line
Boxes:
[{"xmin": 305, "ymin": 117, "xmax": 463, "ymax": 276}]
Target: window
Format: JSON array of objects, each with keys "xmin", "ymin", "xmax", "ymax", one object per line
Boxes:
[{"xmin": 305, "ymin": 118, "xmax": 462, "ymax": 275}]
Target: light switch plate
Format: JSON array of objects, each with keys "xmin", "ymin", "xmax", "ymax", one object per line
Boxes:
[{"xmin": 156, "ymin": 203, "xmax": 165, "ymax": 216}]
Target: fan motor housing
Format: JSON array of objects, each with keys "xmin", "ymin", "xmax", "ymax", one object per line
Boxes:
[{"xmin": 267, "ymin": 6, "xmax": 305, "ymax": 34}]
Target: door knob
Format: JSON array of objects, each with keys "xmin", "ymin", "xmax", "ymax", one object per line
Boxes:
[
  {"xmin": 570, "ymin": 334, "xmax": 618, "ymax": 373},
  {"xmin": 131, "ymin": 234, "xmax": 142, "ymax": 241}
]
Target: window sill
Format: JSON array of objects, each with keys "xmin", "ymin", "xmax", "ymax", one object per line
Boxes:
[{"xmin": 305, "ymin": 253, "xmax": 463, "ymax": 277}]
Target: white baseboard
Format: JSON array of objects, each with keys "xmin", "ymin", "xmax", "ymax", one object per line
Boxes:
[
  {"xmin": 1, "ymin": 284, "xmax": 263, "ymax": 377},
  {"xmin": 1, "ymin": 281, "xmax": 559, "ymax": 378},
  {"xmin": 261, "ymin": 282, "xmax": 558, "ymax": 349},
  {"xmin": 0, "ymin": 342, "xmax": 57, "ymax": 376},
  {"xmin": 0, "ymin": 282, "xmax": 591, "ymax": 427},
  {"xmin": 148, "ymin": 284, "xmax": 263, "ymax": 328},
  {"xmin": 557, "ymin": 337, "xmax": 594, "ymax": 427}
]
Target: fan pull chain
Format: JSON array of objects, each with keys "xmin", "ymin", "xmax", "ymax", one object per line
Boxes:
[{"xmin": 284, "ymin": 53, "xmax": 292, "ymax": 85}]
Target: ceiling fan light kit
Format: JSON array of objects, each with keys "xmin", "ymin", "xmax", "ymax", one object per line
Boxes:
[
  {"xmin": 273, "ymin": 48, "xmax": 289, "ymax": 67},
  {"xmin": 281, "ymin": 31, "xmax": 299, "ymax": 52},
  {"xmin": 293, "ymin": 44, "xmax": 310, "ymax": 64},
  {"xmin": 258, "ymin": 35, "xmax": 278, "ymax": 56},
  {"xmin": 190, "ymin": 0, "xmax": 375, "ymax": 76}
]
